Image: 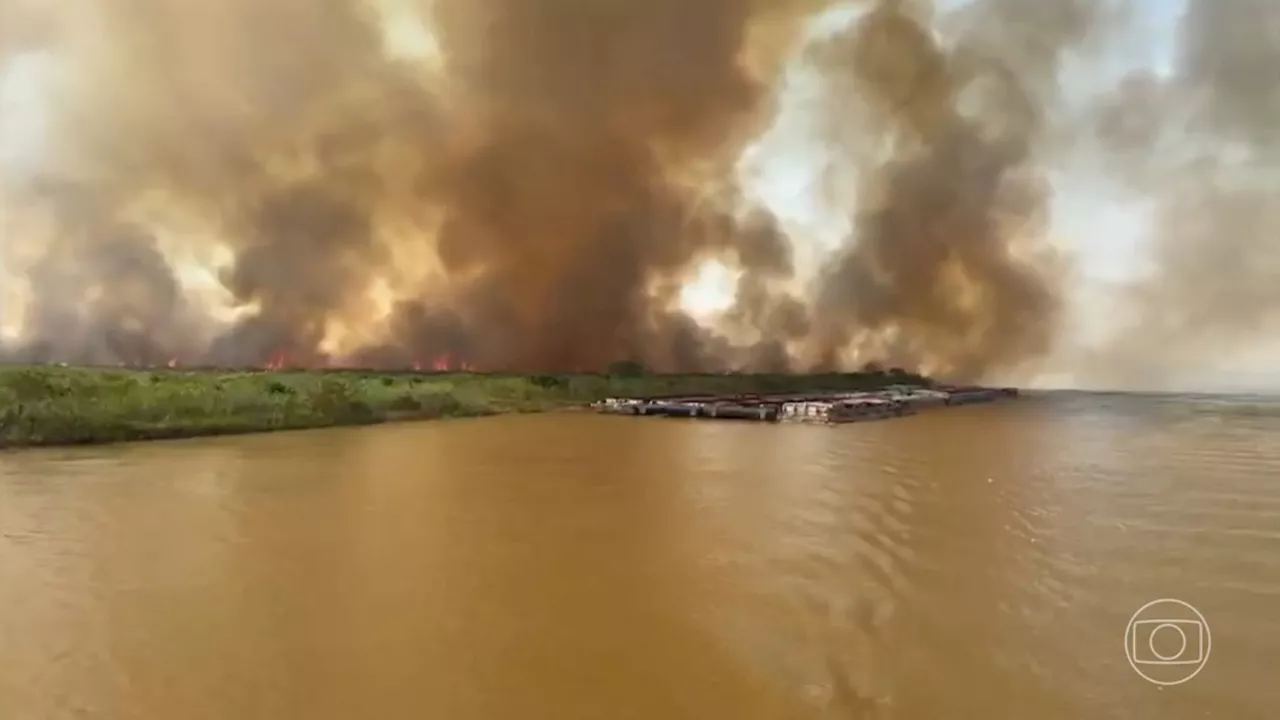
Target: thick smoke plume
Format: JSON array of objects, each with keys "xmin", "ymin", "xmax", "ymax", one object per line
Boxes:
[
  {"xmin": 0, "ymin": 0, "xmax": 1277, "ymax": 385},
  {"xmin": 0, "ymin": 0, "xmax": 823, "ymax": 373},
  {"xmin": 798, "ymin": 0, "xmax": 1094, "ymax": 379}
]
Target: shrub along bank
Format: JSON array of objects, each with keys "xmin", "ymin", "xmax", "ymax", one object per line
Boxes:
[{"xmin": 0, "ymin": 365, "xmax": 930, "ymax": 447}]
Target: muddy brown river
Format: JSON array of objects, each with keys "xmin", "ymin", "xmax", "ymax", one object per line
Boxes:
[{"xmin": 2, "ymin": 392, "xmax": 1278, "ymax": 719}]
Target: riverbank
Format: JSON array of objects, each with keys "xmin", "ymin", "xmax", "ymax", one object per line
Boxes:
[{"xmin": 0, "ymin": 365, "xmax": 933, "ymax": 448}]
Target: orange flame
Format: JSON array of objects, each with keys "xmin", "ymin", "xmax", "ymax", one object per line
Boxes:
[{"xmin": 409, "ymin": 355, "xmax": 478, "ymax": 373}]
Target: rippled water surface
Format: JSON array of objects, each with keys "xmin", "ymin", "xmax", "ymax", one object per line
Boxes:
[{"xmin": 2, "ymin": 392, "xmax": 1279, "ymax": 719}]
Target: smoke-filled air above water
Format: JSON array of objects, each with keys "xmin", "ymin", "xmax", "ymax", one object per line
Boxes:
[{"xmin": 0, "ymin": 0, "xmax": 1276, "ymax": 388}]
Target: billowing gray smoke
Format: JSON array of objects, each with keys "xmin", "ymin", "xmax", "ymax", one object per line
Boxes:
[
  {"xmin": 0, "ymin": 0, "xmax": 1276, "ymax": 386},
  {"xmin": 796, "ymin": 0, "xmax": 1095, "ymax": 379},
  {"xmin": 1083, "ymin": 0, "xmax": 1280, "ymax": 389}
]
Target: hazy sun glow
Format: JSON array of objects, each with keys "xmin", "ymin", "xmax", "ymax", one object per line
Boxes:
[
  {"xmin": 377, "ymin": 0, "xmax": 442, "ymax": 64},
  {"xmin": 679, "ymin": 260, "xmax": 739, "ymax": 320}
]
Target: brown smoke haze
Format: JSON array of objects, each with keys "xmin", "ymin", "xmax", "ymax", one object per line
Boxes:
[{"xmin": 0, "ymin": 0, "xmax": 1277, "ymax": 386}]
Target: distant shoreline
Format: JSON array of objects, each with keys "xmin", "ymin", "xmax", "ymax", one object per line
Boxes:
[{"xmin": 0, "ymin": 365, "xmax": 932, "ymax": 448}]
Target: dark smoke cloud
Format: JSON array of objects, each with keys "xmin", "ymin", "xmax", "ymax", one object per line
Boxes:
[
  {"xmin": 423, "ymin": 0, "xmax": 810, "ymax": 371},
  {"xmin": 1, "ymin": 0, "xmax": 826, "ymax": 372},
  {"xmin": 796, "ymin": 0, "xmax": 1085, "ymax": 380},
  {"xmin": 7, "ymin": 183, "xmax": 206, "ymax": 365},
  {"xmin": 0, "ymin": 0, "xmax": 1276, "ymax": 385}
]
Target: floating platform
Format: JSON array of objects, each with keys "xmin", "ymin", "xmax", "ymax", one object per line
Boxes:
[{"xmin": 592, "ymin": 385, "xmax": 1017, "ymax": 425}]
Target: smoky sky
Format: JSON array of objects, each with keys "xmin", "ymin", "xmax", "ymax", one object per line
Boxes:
[
  {"xmin": 0, "ymin": 0, "xmax": 1277, "ymax": 385},
  {"xmin": 1080, "ymin": 0, "xmax": 1280, "ymax": 389}
]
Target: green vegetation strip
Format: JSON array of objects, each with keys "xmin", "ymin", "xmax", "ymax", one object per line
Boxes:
[{"xmin": 0, "ymin": 365, "xmax": 929, "ymax": 448}]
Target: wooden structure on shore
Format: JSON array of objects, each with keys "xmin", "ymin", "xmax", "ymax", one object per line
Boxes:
[{"xmin": 592, "ymin": 385, "xmax": 1018, "ymax": 425}]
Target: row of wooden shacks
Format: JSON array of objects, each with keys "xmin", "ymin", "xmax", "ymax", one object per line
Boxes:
[{"xmin": 592, "ymin": 385, "xmax": 1018, "ymax": 424}]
